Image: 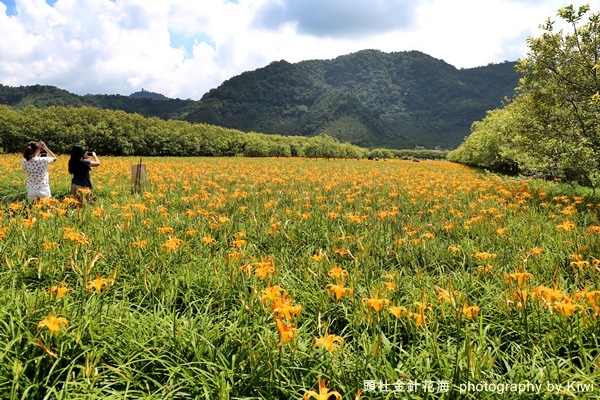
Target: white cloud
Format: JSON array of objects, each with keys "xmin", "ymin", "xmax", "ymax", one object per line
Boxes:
[
  {"xmin": 0, "ymin": 0, "xmax": 596, "ymax": 99},
  {"xmin": 252, "ymin": 0, "xmax": 421, "ymax": 37}
]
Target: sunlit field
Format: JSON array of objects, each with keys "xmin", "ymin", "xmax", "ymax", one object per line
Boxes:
[{"xmin": 1, "ymin": 155, "xmax": 599, "ymax": 399}]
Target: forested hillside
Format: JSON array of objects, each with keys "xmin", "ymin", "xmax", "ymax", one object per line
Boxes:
[
  {"xmin": 0, "ymin": 50, "xmax": 520, "ymax": 149},
  {"xmin": 0, "ymin": 84, "xmax": 193, "ymax": 120},
  {"xmin": 183, "ymin": 50, "xmax": 520, "ymax": 149}
]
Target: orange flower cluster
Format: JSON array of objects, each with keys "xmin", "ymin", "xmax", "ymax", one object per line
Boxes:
[
  {"xmin": 532, "ymin": 285, "xmax": 600, "ymax": 319},
  {"xmin": 326, "ymin": 267, "xmax": 353, "ymax": 302},
  {"xmin": 260, "ymin": 283, "xmax": 302, "ymax": 345}
]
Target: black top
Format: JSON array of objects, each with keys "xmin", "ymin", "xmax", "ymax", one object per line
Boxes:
[{"xmin": 71, "ymin": 159, "xmax": 92, "ymax": 188}]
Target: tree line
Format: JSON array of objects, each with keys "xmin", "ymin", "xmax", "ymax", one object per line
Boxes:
[
  {"xmin": 0, "ymin": 104, "xmax": 447, "ymax": 160},
  {"xmin": 449, "ymin": 4, "xmax": 600, "ymax": 189}
]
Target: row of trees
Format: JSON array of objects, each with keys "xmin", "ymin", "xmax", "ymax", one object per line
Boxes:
[
  {"xmin": 449, "ymin": 4, "xmax": 600, "ymax": 188},
  {"xmin": 0, "ymin": 104, "xmax": 445, "ymax": 160}
]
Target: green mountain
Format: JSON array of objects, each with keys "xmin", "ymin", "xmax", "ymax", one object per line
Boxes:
[
  {"xmin": 0, "ymin": 84, "xmax": 193, "ymax": 120},
  {"xmin": 0, "ymin": 84, "xmax": 86, "ymax": 108},
  {"xmin": 181, "ymin": 50, "xmax": 521, "ymax": 149},
  {"xmin": 0, "ymin": 50, "xmax": 520, "ymax": 149}
]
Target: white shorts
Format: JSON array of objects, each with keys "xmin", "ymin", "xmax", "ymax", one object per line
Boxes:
[{"xmin": 28, "ymin": 186, "xmax": 52, "ymax": 201}]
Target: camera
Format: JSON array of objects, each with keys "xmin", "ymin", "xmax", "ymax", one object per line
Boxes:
[
  {"xmin": 86, "ymin": 151, "xmax": 94, "ymax": 156},
  {"xmin": 40, "ymin": 152, "xmax": 47, "ymax": 157}
]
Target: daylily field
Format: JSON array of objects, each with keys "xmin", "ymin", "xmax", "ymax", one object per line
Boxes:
[{"xmin": 1, "ymin": 155, "xmax": 599, "ymax": 399}]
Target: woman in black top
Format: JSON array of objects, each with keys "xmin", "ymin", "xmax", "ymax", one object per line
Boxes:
[{"xmin": 68, "ymin": 144, "xmax": 100, "ymax": 201}]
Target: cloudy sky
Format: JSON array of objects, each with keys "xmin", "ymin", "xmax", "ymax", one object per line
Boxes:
[{"xmin": 0, "ymin": 0, "xmax": 593, "ymax": 100}]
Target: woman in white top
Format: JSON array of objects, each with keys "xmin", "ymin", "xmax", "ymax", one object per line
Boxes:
[{"xmin": 22, "ymin": 140, "xmax": 57, "ymax": 201}]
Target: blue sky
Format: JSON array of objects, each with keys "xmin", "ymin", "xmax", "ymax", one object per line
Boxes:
[
  {"xmin": 0, "ymin": 0, "xmax": 593, "ymax": 99},
  {"xmin": 1, "ymin": 0, "xmax": 57, "ymax": 15}
]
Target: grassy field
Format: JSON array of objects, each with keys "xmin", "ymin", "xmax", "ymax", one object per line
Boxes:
[{"xmin": 0, "ymin": 155, "xmax": 599, "ymax": 399}]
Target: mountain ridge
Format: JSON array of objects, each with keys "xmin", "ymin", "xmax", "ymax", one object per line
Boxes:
[
  {"xmin": 0, "ymin": 49, "xmax": 521, "ymax": 149},
  {"xmin": 180, "ymin": 49, "xmax": 521, "ymax": 148}
]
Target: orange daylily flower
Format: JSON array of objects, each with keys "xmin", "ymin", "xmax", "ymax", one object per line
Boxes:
[
  {"xmin": 504, "ymin": 271, "xmax": 533, "ymax": 287},
  {"xmin": 8, "ymin": 202, "xmax": 23, "ymax": 212},
  {"xmin": 86, "ymin": 276, "xmax": 115, "ymax": 292},
  {"xmin": 254, "ymin": 259, "xmax": 275, "ymax": 279},
  {"xmin": 49, "ymin": 284, "xmax": 70, "ymax": 300},
  {"xmin": 133, "ymin": 203, "xmax": 148, "ymax": 212},
  {"xmin": 21, "ymin": 217, "xmax": 36, "ymax": 228},
  {"xmin": 412, "ymin": 312, "xmax": 428, "ymax": 326},
  {"xmin": 63, "ymin": 230, "xmax": 90, "ymax": 245},
  {"xmin": 362, "ymin": 293, "xmax": 390, "ymax": 313},
  {"xmin": 120, "ymin": 212, "xmax": 135, "ymax": 220},
  {"xmin": 201, "ymin": 236, "xmax": 217, "ymax": 245},
  {"xmin": 495, "ymin": 227, "xmax": 508, "ymax": 235},
  {"xmin": 228, "ymin": 251, "xmax": 243, "ymax": 261},
  {"xmin": 510, "ymin": 290, "xmax": 529, "ymax": 310},
  {"xmin": 573, "ymin": 289, "xmax": 600, "ymax": 305},
  {"xmin": 570, "ymin": 260, "xmax": 590, "ymax": 270},
  {"xmin": 461, "ymin": 304, "xmax": 480, "ymax": 319},
  {"xmin": 38, "ymin": 211, "xmax": 53, "ymax": 219},
  {"xmin": 37, "ymin": 313, "xmax": 68, "ymax": 334},
  {"xmin": 530, "ymin": 247, "xmax": 543, "ymax": 255},
  {"xmin": 586, "ymin": 226, "xmax": 600, "ymax": 234},
  {"xmin": 388, "ymin": 306, "xmax": 408, "ymax": 318},
  {"xmin": 311, "ymin": 249, "xmax": 326, "ymax": 262},
  {"xmin": 314, "ymin": 334, "xmax": 344, "ymax": 353},
  {"xmin": 554, "ymin": 301, "xmax": 582, "ymax": 318},
  {"xmin": 42, "ymin": 241, "xmax": 59, "ymax": 250},
  {"xmin": 275, "ymin": 318, "xmax": 295, "ymax": 343},
  {"xmin": 556, "ymin": 221, "xmax": 576, "ymax": 232},
  {"xmin": 90, "ymin": 207, "xmax": 104, "ymax": 218},
  {"xmin": 304, "ymin": 379, "xmax": 342, "ymax": 400},
  {"xmin": 570, "ymin": 253, "xmax": 584, "ymax": 261},
  {"xmin": 270, "ymin": 221, "xmax": 281, "ymax": 234},
  {"xmin": 271, "ymin": 294, "xmax": 302, "ymax": 321},
  {"xmin": 261, "ymin": 285, "xmax": 287, "ymax": 303},
  {"xmin": 435, "ymin": 286, "xmax": 464, "ymax": 307},
  {"xmin": 534, "ymin": 286, "xmax": 567, "ymax": 305},
  {"xmin": 334, "ymin": 247, "xmax": 353, "ymax": 258},
  {"xmin": 327, "ymin": 267, "xmax": 348, "ymax": 280},
  {"xmin": 230, "ymin": 239, "xmax": 247, "ymax": 248},
  {"xmin": 326, "ymin": 282, "xmax": 354, "ymax": 301},
  {"xmin": 161, "ymin": 237, "xmax": 184, "ymax": 252},
  {"xmin": 77, "ymin": 187, "xmax": 92, "ymax": 196},
  {"xmin": 448, "ymin": 245, "xmax": 460, "ymax": 253},
  {"xmin": 473, "ymin": 251, "xmax": 496, "ymax": 261}
]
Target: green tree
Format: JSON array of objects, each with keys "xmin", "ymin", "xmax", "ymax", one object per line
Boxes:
[
  {"xmin": 514, "ymin": 4, "xmax": 600, "ymax": 186},
  {"xmin": 303, "ymin": 135, "xmax": 343, "ymax": 159},
  {"xmin": 0, "ymin": 105, "xmax": 23, "ymax": 153},
  {"xmin": 447, "ymin": 105, "xmax": 520, "ymax": 173}
]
